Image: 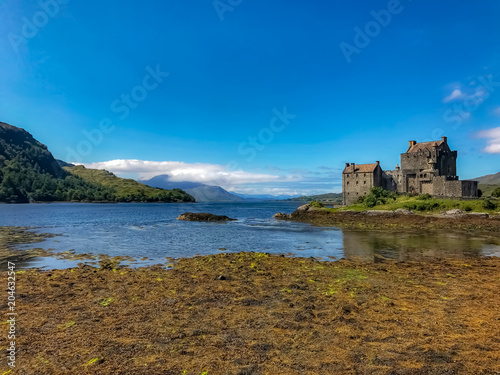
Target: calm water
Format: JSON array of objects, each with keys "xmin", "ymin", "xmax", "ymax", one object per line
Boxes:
[{"xmin": 1, "ymin": 202, "xmax": 499, "ymax": 269}]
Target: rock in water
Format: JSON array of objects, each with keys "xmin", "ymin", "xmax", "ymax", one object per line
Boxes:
[
  {"xmin": 176, "ymin": 212, "xmax": 237, "ymax": 222},
  {"xmin": 273, "ymin": 212, "xmax": 290, "ymax": 220}
]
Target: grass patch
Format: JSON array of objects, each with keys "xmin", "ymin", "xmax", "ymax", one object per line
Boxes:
[{"xmin": 333, "ymin": 194, "xmax": 498, "ymax": 214}]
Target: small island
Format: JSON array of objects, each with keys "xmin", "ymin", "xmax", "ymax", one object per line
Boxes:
[{"xmin": 177, "ymin": 212, "xmax": 237, "ymax": 222}]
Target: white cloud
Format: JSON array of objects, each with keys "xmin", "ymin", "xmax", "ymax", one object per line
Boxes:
[
  {"xmin": 443, "ymin": 89, "xmax": 465, "ymax": 103},
  {"xmin": 78, "ymin": 159, "xmax": 343, "ymax": 196},
  {"xmin": 80, "ymin": 159, "xmax": 296, "ymax": 186},
  {"xmin": 476, "ymin": 127, "xmax": 500, "ymax": 154}
]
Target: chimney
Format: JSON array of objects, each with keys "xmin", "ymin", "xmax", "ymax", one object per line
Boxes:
[
  {"xmin": 376, "ymin": 161, "xmax": 380, "ymax": 166},
  {"xmin": 409, "ymin": 140, "xmax": 417, "ymax": 147},
  {"xmin": 441, "ymin": 136, "xmax": 447, "ymax": 144},
  {"xmin": 345, "ymin": 163, "xmax": 350, "ymax": 167}
]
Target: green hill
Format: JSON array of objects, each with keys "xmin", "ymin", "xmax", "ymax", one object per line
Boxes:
[
  {"xmin": 479, "ymin": 184, "xmax": 499, "ymax": 197},
  {"xmin": 0, "ymin": 122, "xmax": 194, "ymax": 203},
  {"xmin": 65, "ymin": 166, "xmax": 195, "ymax": 202},
  {"xmin": 474, "ymin": 172, "xmax": 500, "ymax": 185},
  {"xmin": 471, "ymin": 172, "xmax": 500, "ymax": 197},
  {"xmin": 287, "ymin": 192, "xmax": 343, "ymax": 203}
]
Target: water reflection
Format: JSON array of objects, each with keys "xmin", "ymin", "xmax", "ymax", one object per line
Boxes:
[
  {"xmin": 1, "ymin": 254, "xmax": 82, "ymax": 270},
  {"xmin": 342, "ymin": 230, "xmax": 500, "ymax": 261}
]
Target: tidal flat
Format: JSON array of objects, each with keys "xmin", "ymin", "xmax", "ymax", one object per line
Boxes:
[{"xmin": 1, "ymin": 251, "xmax": 499, "ymax": 374}]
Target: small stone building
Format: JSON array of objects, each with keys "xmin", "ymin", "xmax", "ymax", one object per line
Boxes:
[{"xmin": 342, "ymin": 137, "xmax": 478, "ymax": 205}]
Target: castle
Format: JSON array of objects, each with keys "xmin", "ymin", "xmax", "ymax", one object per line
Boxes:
[{"xmin": 342, "ymin": 137, "xmax": 479, "ymax": 205}]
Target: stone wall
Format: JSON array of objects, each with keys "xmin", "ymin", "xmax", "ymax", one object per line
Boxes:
[
  {"xmin": 400, "ymin": 149, "xmax": 457, "ymax": 177},
  {"xmin": 342, "ymin": 165, "xmax": 383, "ymax": 205},
  {"xmin": 401, "ymin": 151, "xmax": 431, "ymax": 171},
  {"xmin": 342, "ymin": 138, "xmax": 478, "ymax": 205},
  {"xmin": 461, "ymin": 181, "xmax": 479, "ymax": 198}
]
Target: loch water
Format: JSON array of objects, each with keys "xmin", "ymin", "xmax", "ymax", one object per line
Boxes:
[{"xmin": 1, "ymin": 202, "xmax": 499, "ymax": 269}]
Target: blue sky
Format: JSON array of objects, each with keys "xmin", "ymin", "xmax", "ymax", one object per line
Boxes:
[{"xmin": 1, "ymin": 0, "xmax": 500, "ymax": 195}]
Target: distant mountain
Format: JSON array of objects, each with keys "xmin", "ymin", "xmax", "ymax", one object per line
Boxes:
[
  {"xmin": 0, "ymin": 122, "xmax": 194, "ymax": 203},
  {"xmin": 287, "ymin": 192, "xmax": 343, "ymax": 203},
  {"xmin": 473, "ymin": 172, "xmax": 500, "ymax": 185},
  {"xmin": 233, "ymin": 193, "xmax": 300, "ymax": 200},
  {"xmin": 139, "ymin": 175, "xmax": 244, "ymax": 202}
]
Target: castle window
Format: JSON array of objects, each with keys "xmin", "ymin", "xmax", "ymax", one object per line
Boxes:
[
  {"xmin": 347, "ymin": 182, "xmax": 349, "ymax": 185},
  {"xmin": 364, "ymin": 173, "xmax": 366, "ymax": 177},
  {"xmin": 364, "ymin": 181, "xmax": 366, "ymax": 185},
  {"xmin": 356, "ymin": 181, "xmax": 358, "ymax": 185}
]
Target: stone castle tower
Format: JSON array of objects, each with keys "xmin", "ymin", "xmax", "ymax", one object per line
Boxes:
[{"xmin": 342, "ymin": 137, "xmax": 478, "ymax": 205}]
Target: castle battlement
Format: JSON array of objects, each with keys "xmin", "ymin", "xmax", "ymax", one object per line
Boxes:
[{"xmin": 342, "ymin": 137, "xmax": 478, "ymax": 205}]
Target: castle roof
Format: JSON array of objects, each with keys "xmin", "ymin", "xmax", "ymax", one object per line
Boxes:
[
  {"xmin": 406, "ymin": 140, "xmax": 444, "ymax": 153},
  {"xmin": 343, "ymin": 163, "xmax": 379, "ymax": 174}
]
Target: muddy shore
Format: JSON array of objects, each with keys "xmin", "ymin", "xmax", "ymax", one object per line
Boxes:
[
  {"xmin": 1, "ymin": 252, "xmax": 499, "ymax": 374},
  {"xmin": 275, "ymin": 205, "xmax": 500, "ymax": 234}
]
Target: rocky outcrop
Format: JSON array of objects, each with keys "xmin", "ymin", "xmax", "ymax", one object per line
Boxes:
[
  {"xmin": 273, "ymin": 212, "xmax": 291, "ymax": 220},
  {"xmin": 394, "ymin": 208, "xmax": 414, "ymax": 215},
  {"xmin": 177, "ymin": 212, "xmax": 237, "ymax": 222},
  {"xmin": 442, "ymin": 209, "xmax": 465, "ymax": 216},
  {"xmin": 273, "ymin": 204, "xmax": 500, "ymax": 233}
]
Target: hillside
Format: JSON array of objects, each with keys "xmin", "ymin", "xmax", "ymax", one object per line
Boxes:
[
  {"xmin": 474, "ymin": 171, "xmax": 500, "ymax": 185},
  {"xmin": 471, "ymin": 172, "xmax": 500, "ymax": 197},
  {"xmin": 0, "ymin": 122, "xmax": 116, "ymax": 203},
  {"xmin": 0, "ymin": 122, "xmax": 194, "ymax": 203},
  {"xmin": 287, "ymin": 192, "xmax": 343, "ymax": 203},
  {"xmin": 0, "ymin": 122, "xmax": 65, "ymax": 178},
  {"xmin": 66, "ymin": 167, "xmax": 195, "ymax": 203},
  {"xmin": 139, "ymin": 175, "xmax": 243, "ymax": 202}
]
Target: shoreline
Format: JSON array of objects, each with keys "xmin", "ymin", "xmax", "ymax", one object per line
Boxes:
[
  {"xmin": 0, "ymin": 225, "xmax": 500, "ymax": 270},
  {"xmin": 2, "ymin": 252, "xmax": 499, "ymax": 374},
  {"xmin": 275, "ymin": 204, "xmax": 500, "ymax": 234}
]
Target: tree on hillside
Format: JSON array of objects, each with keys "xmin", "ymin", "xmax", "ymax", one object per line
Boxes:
[{"xmin": 492, "ymin": 187, "xmax": 500, "ymax": 198}]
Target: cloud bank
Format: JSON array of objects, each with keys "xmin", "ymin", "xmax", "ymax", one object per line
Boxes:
[
  {"xmin": 80, "ymin": 159, "xmax": 342, "ymax": 196},
  {"xmin": 477, "ymin": 127, "xmax": 500, "ymax": 154},
  {"xmin": 81, "ymin": 159, "xmax": 290, "ymax": 186}
]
